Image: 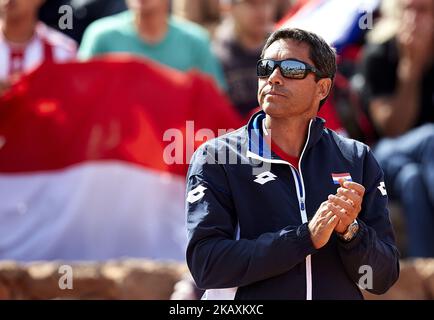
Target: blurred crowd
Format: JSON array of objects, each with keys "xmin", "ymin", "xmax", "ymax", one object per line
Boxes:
[{"xmin": 0, "ymin": 0, "xmax": 433, "ymax": 263}]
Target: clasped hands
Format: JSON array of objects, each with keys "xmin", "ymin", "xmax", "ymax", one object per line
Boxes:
[{"xmin": 308, "ymin": 181, "xmax": 365, "ymax": 249}]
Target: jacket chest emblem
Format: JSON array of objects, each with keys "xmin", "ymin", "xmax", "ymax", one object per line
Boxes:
[{"xmin": 254, "ymin": 171, "xmax": 277, "ymax": 185}]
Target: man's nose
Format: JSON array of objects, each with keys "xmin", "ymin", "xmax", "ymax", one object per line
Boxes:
[{"xmin": 267, "ymin": 66, "xmax": 284, "ymax": 85}]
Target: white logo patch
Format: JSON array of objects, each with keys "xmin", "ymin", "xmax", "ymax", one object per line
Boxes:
[
  {"xmin": 187, "ymin": 185, "xmax": 207, "ymax": 204},
  {"xmin": 254, "ymin": 171, "xmax": 277, "ymax": 185},
  {"xmin": 377, "ymin": 181, "xmax": 387, "ymax": 196}
]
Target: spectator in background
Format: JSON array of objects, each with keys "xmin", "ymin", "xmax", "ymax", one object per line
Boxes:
[
  {"xmin": 0, "ymin": 0, "xmax": 77, "ymax": 95},
  {"xmin": 78, "ymin": 0, "xmax": 226, "ymax": 89},
  {"xmin": 274, "ymin": 0, "xmax": 293, "ymax": 22},
  {"xmin": 171, "ymin": 0, "xmax": 220, "ymax": 34},
  {"xmin": 360, "ymin": 0, "xmax": 434, "ymax": 257},
  {"xmin": 213, "ymin": 0, "xmax": 277, "ymax": 116}
]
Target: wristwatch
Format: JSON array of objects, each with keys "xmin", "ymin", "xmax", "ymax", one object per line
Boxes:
[{"xmin": 338, "ymin": 219, "xmax": 359, "ymax": 242}]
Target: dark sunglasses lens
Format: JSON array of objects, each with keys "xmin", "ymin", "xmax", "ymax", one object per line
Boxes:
[
  {"xmin": 280, "ymin": 60, "xmax": 307, "ymax": 79},
  {"xmin": 257, "ymin": 60, "xmax": 275, "ymax": 77}
]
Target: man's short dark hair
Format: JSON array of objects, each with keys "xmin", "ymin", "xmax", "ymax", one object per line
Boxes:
[{"xmin": 261, "ymin": 28, "xmax": 337, "ymax": 108}]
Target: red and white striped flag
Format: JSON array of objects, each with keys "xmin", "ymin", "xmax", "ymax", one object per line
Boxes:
[{"xmin": 0, "ymin": 55, "xmax": 242, "ymax": 261}]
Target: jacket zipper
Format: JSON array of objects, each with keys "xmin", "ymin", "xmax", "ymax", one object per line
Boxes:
[
  {"xmin": 290, "ymin": 166, "xmax": 312, "ymax": 300},
  {"xmin": 249, "ymin": 118, "xmax": 315, "ymax": 300},
  {"xmin": 289, "ymin": 119, "xmax": 313, "ymax": 300}
]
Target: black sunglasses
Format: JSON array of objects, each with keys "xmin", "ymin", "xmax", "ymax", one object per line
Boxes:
[{"xmin": 257, "ymin": 58, "xmax": 325, "ymax": 80}]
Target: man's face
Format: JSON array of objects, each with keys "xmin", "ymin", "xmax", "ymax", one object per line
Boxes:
[
  {"xmin": 257, "ymin": 39, "xmax": 329, "ymax": 119},
  {"xmin": 126, "ymin": 0, "xmax": 167, "ymax": 14},
  {"xmin": 232, "ymin": 0, "xmax": 276, "ymax": 40},
  {"xmin": 0, "ymin": 0, "xmax": 44, "ymax": 19},
  {"xmin": 402, "ymin": 0, "xmax": 434, "ymax": 19},
  {"xmin": 400, "ymin": 0, "xmax": 434, "ymax": 52}
]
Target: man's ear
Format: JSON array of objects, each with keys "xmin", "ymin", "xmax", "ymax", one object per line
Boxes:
[{"xmin": 316, "ymin": 78, "xmax": 332, "ymax": 101}]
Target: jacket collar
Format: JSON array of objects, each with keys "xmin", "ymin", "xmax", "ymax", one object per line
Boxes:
[{"xmin": 245, "ymin": 110, "xmax": 325, "ymax": 163}]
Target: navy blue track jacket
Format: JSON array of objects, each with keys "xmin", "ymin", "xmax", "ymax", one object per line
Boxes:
[{"xmin": 186, "ymin": 110, "xmax": 400, "ymax": 300}]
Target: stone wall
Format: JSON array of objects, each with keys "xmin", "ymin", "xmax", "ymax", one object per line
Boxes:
[
  {"xmin": 0, "ymin": 260, "xmax": 187, "ymax": 300},
  {"xmin": 0, "ymin": 259, "xmax": 433, "ymax": 299}
]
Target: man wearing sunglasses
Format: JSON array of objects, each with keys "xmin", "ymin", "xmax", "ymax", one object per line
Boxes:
[{"xmin": 186, "ymin": 28, "xmax": 399, "ymax": 299}]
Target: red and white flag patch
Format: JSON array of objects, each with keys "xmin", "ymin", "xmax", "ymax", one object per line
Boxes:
[{"xmin": 331, "ymin": 173, "xmax": 352, "ymax": 185}]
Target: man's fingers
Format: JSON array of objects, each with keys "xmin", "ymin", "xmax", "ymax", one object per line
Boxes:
[
  {"xmin": 327, "ymin": 214, "xmax": 339, "ymax": 227},
  {"xmin": 328, "ymin": 195, "xmax": 353, "ymax": 212},
  {"xmin": 327, "ymin": 202, "xmax": 344, "ymax": 216},
  {"xmin": 317, "ymin": 201, "xmax": 333, "ymax": 217},
  {"xmin": 326, "ymin": 203, "xmax": 343, "ymax": 221},
  {"xmin": 328, "ymin": 196, "xmax": 358, "ymax": 220},
  {"xmin": 335, "ymin": 194, "xmax": 354, "ymax": 206},
  {"xmin": 337, "ymin": 187, "xmax": 361, "ymax": 205},
  {"xmin": 320, "ymin": 200, "xmax": 329, "ymax": 209},
  {"xmin": 342, "ymin": 181, "xmax": 365, "ymax": 196},
  {"xmin": 327, "ymin": 202, "xmax": 353, "ymax": 225},
  {"xmin": 320, "ymin": 208, "xmax": 335, "ymax": 222},
  {"xmin": 321, "ymin": 210, "xmax": 338, "ymax": 228}
]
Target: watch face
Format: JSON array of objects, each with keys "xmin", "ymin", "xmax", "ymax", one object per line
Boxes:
[
  {"xmin": 345, "ymin": 221, "xmax": 359, "ymax": 240},
  {"xmin": 337, "ymin": 220, "xmax": 359, "ymax": 241}
]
